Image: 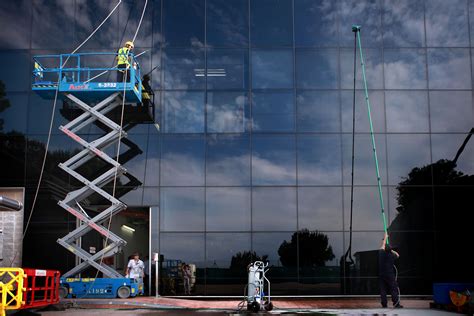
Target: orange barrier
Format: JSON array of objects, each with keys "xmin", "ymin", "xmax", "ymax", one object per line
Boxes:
[{"xmin": 21, "ymin": 268, "xmax": 60, "ymax": 310}]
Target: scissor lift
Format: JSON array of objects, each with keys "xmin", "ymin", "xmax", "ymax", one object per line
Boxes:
[{"xmin": 32, "ymin": 52, "xmax": 154, "ymax": 278}]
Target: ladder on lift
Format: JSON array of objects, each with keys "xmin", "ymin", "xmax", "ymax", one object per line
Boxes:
[{"xmin": 32, "ymin": 52, "xmax": 153, "ymax": 278}]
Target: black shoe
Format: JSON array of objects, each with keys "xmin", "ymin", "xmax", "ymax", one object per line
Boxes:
[
  {"xmin": 381, "ymin": 304, "xmax": 387, "ymax": 308},
  {"xmin": 394, "ymin": 304, "xmax": 404, "ymax": 308}
]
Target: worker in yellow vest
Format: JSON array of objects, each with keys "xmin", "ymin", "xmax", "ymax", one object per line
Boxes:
[{"xmin": 116, "ymin": 41, "xmax": 134, "ymax": 82}]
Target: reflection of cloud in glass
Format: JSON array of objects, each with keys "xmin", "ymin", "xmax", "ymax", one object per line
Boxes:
[
  {"xmin": 384, "ymin": 49, "xmax": 427, "ymax": 89},
  {"xmin": 428, "ymin": 48, "xmax": 471, "ymax": 89},
  {"xmin": 160, "ymin": 188, "xmax": 204, "ymax": 231},
  {"xmin": 297, "ymin": 135, "xmax": 342, "ymax": 185},
  {"xmin": 297, "ymin": 91, "xmax": 340, "ymax": 132},
  {"xmin": 386, "ymin": 91, "xmax": 429, "ymax": 132},
  {"xmin": 387, "ymin": 134, "xmax": 431, "ymax": 185},
  {"xmin": 252, "ymin": 91, "xmax": 294, "ymax": 132},
  {"xmin": 295, "ymin": 0, "xmax": 338, "ymax": 47},
  {"xmin": 296, "ymin": 49, "xmax": 339, "ymax": 89},
  {"xmin": 341, "ymin": 91, "xmax": 385, "ymax": 133},
  {"xmin": 206, "ymin": 188, "xmax": 251, "ymax": 231},
  {"xmin": 163, "ymin": 91, "xmax": 205, "ymax": 133},
  {"xmin": 206, "ymin": 0, "xmax": 248, "ymax": 47},
  {"xmin": 251, "ymin": 50, "xmax": 293, "ymax": 89},
  {"xmin": 339, "ymin": 0, "xmax": 382, "ymax": 47},
  {"xmin": 163, "ymin": 48, "xmax": 205, "ymax": 90},
  {"xmin": 298, "ymin": 187, "xmax": 343, "ymax": 231},
  {"xmin": 429, "ymin": 91, "xmax": 473, "ymax": 132},
  {"xmin": 340, "ymin": 49, "xmax": 383, "ymax": 89},
  {"xmin": 425, "ymin": 0, "xmax": 469, "ymax": 47},
  {"xmin": 206, "ymin": 233, "xmax": 251, "ymax": 268},
  {"xmin": 0, "ymin": 0, "xmax": 31, "ymax": 48},
  {"xmin": 207, "ymin": 92, "xmax": 247, "ymax": 133},
  {"xmin": 382, "ymin": 0, "xmax": 425, "ymax": 47},
  {"xmin": 252, "ymin": 187, "xmax": 297, "ymax": 231}
]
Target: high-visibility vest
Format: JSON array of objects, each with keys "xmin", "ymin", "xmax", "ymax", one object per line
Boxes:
[
  {"xmin": 117, "ymin": 47, "xmax": 130, "ymax": 66},
  {"xmin": 142, "ymin": 84, "xmax": 151, "ymax": 100},
  {"xmin": 34, "ymin": 62, "xmax": 43, "ymax": 78}
]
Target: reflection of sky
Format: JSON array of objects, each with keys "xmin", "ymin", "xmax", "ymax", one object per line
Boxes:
[
  {"xmin": 297, "ymin": 91, "xmax": 340, "ymax": 132},
  {"xmin": 163, "ymin": 91, "xmax": 205, "ymax": 133},
  {"xmin": 206, "ymin": 0, "xmax": 248, "ymax": 47},
  {"xmin": 386, "ymin": 91, "xmax": 429, "ymax": 133},
  {"xmin": 298, "ymin": 135, "xmax": 342, "ymax": 185},
  {"xmin": 340, "ymin": 49, "xmax": 383, "ymax": 89},
  {"xmin": 298, "ymin": 187, "xmax": 343, "ymax": 231},
  {"xmin": 252, "ymin": 91, "xmax": 294, "ymax": 132},
  {"xmin": 429, "ymin": 91, "xmax": 473, "ymax": 133},
  {"xmin": 295, "ymin": 0, "xmax": 338, "ymax": 47},
  {"xmin": 207, "ymin": 92, "xmax": 247, "ymax": 133},
  {"xmin": 382, "ymin": 0, "xmax": 425, "ymax": 47},
  {"xmin": 252, "ymin": 135, "xmax": 296, "ymax": 185},
  {"xmin": 206, "ymin": 188, "xmax": 251, "ymax": 231},
  {"xmin": 387, "ymin": 134, "xmax": 431, "ymax": 185},
  {"xmin": 250, "ymin": 0, "xmax": 292, "ymax": 47},
  {"xmin": 252, "ymin": 187, "xmax": 297, "ymax": 231},
  {"xmin": 428, "ymin": 49, "xmax": 471, "ymax": 89},
  {"xmin": 206, "ymin": 233, "xmax": 251, "ymax": 268},
  {"xmin": 163, "ymin": 0, "xmax": 205, "ymax": 47},
  {"xmin": 296, "ymin": 49, "xmax": 339, "ymax": 89},
  {"xmin": 339, "ymin": 0, "xmax": 382, "ymax": 47},
  {"xmin": 206, "ymin": 134, "xmax": 250, "ymax": 185},
  {"xmin": 0, "ymin": 51, "xmax": 30, "ymax": 92},
  {"xmin": 0, "ymin": 1, "xmax": 31, "ymax": 49},
  {"xmin": 384, "ymin": 49, "xmax": 427, "ymax": 89},
  {"xmin": 425, "ymin": 0, "xmax": 469, "ymax": 47},
  {"xmin": 252, "ymin": 232, "xmax": 294, "ymax": 268},
  {"xmin": 160, "ymin": 233, "xmax": 205, "ymax": 267},
  {"xmin": 341, "ymin": 91, "xmax": 385, "ymax": 133},
  {"xmin": 252, "ymin": 50, "xmax": 293, "ymax": 89},
  {"xmin": 160, "ymin": 188, "xmax": 205, "ymax": 231}
]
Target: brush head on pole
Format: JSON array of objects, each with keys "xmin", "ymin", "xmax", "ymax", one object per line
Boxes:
[{"xmin": 352, "ymin": 25, "xmax": 361, "ymax": 32}]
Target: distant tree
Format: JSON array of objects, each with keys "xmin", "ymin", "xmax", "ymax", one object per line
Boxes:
[
  {"xmin": 278, "ymin": 229, "xmax": 335, "ymax": 268},
  {"xmin": 0, "ymin": 80, "xmax": 11, "ymax": 132},
  {"xmin": 229, "ymin": 251, "xmax": 268, "ymax": 272}
]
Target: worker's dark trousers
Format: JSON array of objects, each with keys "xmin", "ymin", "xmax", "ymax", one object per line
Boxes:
[
  {"xmin": 117, "ymin": 64, "xmax": 130, "ymax": 82},
  {"xmin": 379, "ymin": 275, "xmax": 399, "ymax": 307}
]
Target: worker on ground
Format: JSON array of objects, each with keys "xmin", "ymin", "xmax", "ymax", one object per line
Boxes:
[
  {"xmin": 181, "ymin": 263, "xmax": 192, "ymax": 295},
  {"xmin": 125, "ymin": 252, "xmax": 145, "ymax": 295},
  {"xmin": 379, "ymin": 233, "xmax": 403, "ymax": 308},
  {"xmin": 116, "ymin": 41, "xmax": 134, "ymax": 82}
]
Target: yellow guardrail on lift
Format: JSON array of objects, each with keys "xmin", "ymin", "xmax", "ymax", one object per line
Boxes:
[{"xmin": 0, "ymin": 268, "xmax": 25, "ymax": 316}]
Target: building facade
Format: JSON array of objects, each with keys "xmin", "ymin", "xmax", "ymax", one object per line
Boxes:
[{"xmin": 1, "ymin": 0, "xmax": 473, "ymax": 295}]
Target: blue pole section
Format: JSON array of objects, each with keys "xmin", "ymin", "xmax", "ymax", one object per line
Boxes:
[{"xmin": 352, "ymin": 25, "xmax": 389, "ymax": 244}]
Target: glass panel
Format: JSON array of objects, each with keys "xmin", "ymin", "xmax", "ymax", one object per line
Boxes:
[
  {"xmin": 160, "ymin": 188, "xmax": 205, "ymax": 231},
  {"xmin": 0, "ymin": 93, "xmax": 28, "ymax": 134},
  {"xmin": 207, "ymin": 49, "xmax": 249, "ymax": 90},
  {"xmin": 296, "ymin": 49, "xmax": 339, "ymax": 89},
  {"xmin": 143, "ymin": 187, "xmax": 159, "ymax": 206},
  {"xmin": 431, "ymin": 134, "xmax": 474, "ymax": 175},
  {"xmin": 340, "ymin": 49, "xmax": 383, "ymax": 89},
  {"xmin": 75, "ymin": 0, "xmax": 119, "ymax": 50},
  {"xmin": 387, "ymin": 134, "xmax": 431, "ymax": 186},
  {"xmin": 341, "ymin": 91, "xmax": 385, "ymax": 133},
  {"xmin": 382, "ymin": 0, "xmax": 425, "ymax": 47},
  {"xmin": 32, "ymin": 0, "xmax": 74, "ymax": 49},
  {"xmin": 342, "ymin": 134, "xmax": 387, "ymax": 185},
  {"xmin": 428, "ymin": 48, "xmax": 471, "ymax": 89},
  {"xmin": 206, "ymin": 134, "xmax": 250, "ymax": 185},
  {"xmin": 160, "ymin": 232, "xmax": 205, "ymax": 267},
  {"xmin": 114, "ymin": 134, "xmax": 148, "ymax": 184},
  {"xmin": 252, "ymin": 91, "xmax": 295, "ymax": 132},
  {"xmin": 207, "ymin": 91, "xmax": 249, "ymax": 133},
  {"xmin": 27, "ymin": 93, "xmax": 68, "ymax": 134},
  {"xmin": 349, "ymin": 232, "xmax": 385, "ymax": 279},
  {"xmin": 252, "ymin": 187, "xmax": 297, "ymax": 231},
  {"xmin": 163, "ymin": 91, "xmax": 205, "ymax": 133},
  {"xmin": 206, "ymin": 188, "xmax": 251, "ymax": 231},
  {"xmin": 343, "ymin": 186, "xmax": 389, "ymax": 231},
  {"xmin": 298, "ymin": 187, "xmax": 343, "ymax": 231},
  {"xmin": 429, "ymin": 91, "xmax": 473, "ymax": 132},
  {"xmin": 0, "ymin": 135, "xmax": 26, "ymax": 186},
  {"xmin": 294, "ymin": 0, "xmax": 338, "ymax": 47},
  {"xmin": 161, "ymin": 135, "xmax": 205, "ymax": 186},
  {"xmin": 163, "ymin": 0, "xmax": 205, "ymax": 47},
  {"xmin": 386, "ymin": 91, "xmax": 429, "ymax": 133},
  {"xmin": 252, "ymin": 135, "xmax": 296, "ymax": 185},
  {"xmin": 252, "ymin": 232, "xmax": 296, "ymax": 272},
  {"xmin": 117, "ymin": 1, "xmax": 153, "ymax": 48},
  {"xmin": 206, "ymin": 233, "xmax": 251, "ymax": 268},
  {"xmin": 384, "ymin": 49, "xmax": 427, "ymax": 89},
  {"xmin": 297, "ymin": 134, "xmax": 342, "ymax": 185},
  {"xmin": 207, "ymin": 0, "xmax": 248, "ymax": 47},
  {"xmin": 251, "ymin": 49, "xmax": 293, "ymax": 89},
  {"xmin": 297, "ymin": 91, "xmax": 340, "ymax": 132},
  {"xmin": 389, "ymin": 186, "xmax": 434, "ymax": 231},
  {"xmin": 120, "ymin": 187, "xmax": 143, "ymax": 205},
  {"xmin": 163, "ymin": 48, "xmax": 205, "ymax": 89},
  {"xmin": 426, "ymin": 0, "xmax": 469, "ymax": 47},
  {"xmin": 250, "ymin": 0, "xmax": 293, "ymax": 47},
  {"xmin": 339, "ymin": 0, "xmax": 382, "ymax": 47},
  {"xmin": 298, "ymin": 231, "xmax": 342, "ymax": 277},
  {"xmin": 144, "ymin": 132, "xmax": 160, "ymax": 186},
  {"xmin": 0, "ymin": 51, "xmax": 30, "ymax": 92},
  {"xmin": 0, "ymin": 0, "xmax": 31, "ymax": 49}
]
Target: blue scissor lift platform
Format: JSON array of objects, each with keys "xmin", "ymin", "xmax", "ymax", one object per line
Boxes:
[{"xmin": 32, "ymin": 52, "xmax": 155, "ymax": 297}]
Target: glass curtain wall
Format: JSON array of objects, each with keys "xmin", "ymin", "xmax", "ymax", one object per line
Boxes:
[{"xmin": 0, "ymin": 0, "xmax": 473, "ymax": 295}]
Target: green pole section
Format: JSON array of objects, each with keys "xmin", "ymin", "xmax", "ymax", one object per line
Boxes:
[{"xmin": 352, "ymin": 25, "xmax": 389, "ymax": 244}]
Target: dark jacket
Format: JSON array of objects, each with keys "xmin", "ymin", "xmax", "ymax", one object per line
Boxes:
[{"xmin": 378, "ymin": 249, "xmax": 396, "ymax": 277}]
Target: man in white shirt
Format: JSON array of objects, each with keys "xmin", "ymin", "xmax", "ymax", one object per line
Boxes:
[{"xmin": 125, "ymin": 252, "xmax": 145, "ymax": 295}]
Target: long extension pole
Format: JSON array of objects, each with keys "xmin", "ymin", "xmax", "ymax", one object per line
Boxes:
[{"xmin": 352, "ymin": 25, "xmax": 389, "ymax": 244}]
